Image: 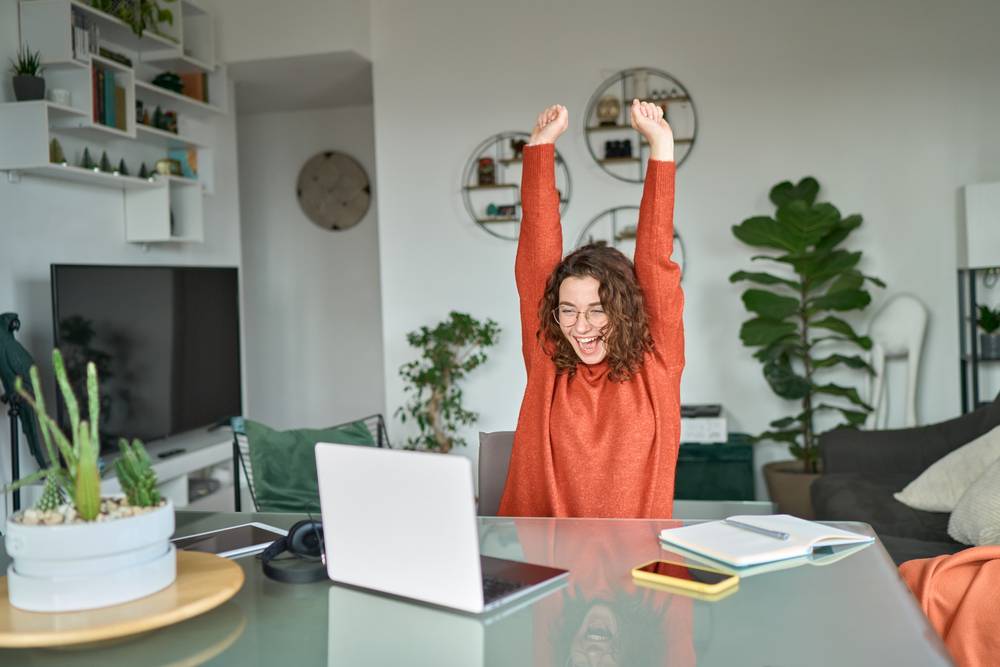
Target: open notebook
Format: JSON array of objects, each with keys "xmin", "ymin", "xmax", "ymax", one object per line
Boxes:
[{"xmin": 659, "ymin": 515, "xmax": 875, "ymax": 568}]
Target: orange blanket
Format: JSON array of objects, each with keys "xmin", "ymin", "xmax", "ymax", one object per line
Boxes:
[{"xmin": 899, "ymin": 546, "xmax": 1000, "ymax": 667}]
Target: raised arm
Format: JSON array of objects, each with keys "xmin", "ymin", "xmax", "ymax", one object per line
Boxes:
[
  {"xmin": 516, "ymin": 105, "xmax": 568, "ymax": 370},
  {"xmin": 631, "ymin": 100, "xmax": 684, "ymax": 366}
]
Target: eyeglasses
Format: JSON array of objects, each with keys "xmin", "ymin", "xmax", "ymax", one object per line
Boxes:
[{"xmin": 553, "ymin": 306, "xmax": 609, "ymax": 328}]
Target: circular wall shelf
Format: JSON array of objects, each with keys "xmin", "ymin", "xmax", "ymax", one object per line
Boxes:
[
  {"xmin": 583, "ymin": 67, "xmax": 698, "ymax": 183},
  {"xmin": 575, "ymin": 206, "xmax": 686, "ymax": 279},
  {"xmin": 461, "ymin": 131, "xmax": 571, "ymax": 241}
]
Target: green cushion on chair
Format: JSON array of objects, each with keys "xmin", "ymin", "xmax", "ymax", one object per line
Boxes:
[{"xmin": 245, "ymin": 419, "xmax": 376, "ymax": 513}]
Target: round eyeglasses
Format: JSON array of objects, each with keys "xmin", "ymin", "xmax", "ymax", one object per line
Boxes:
[{"xmin": 553, "ymin": 307, "xmax": 609, "ymax": 328}]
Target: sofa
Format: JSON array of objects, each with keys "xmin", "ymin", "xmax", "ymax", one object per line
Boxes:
[{"xmin": 812, "ymin": 393, "xmax": 1000, "ymax": 565}]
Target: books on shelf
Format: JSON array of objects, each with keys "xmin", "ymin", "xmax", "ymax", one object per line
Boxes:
[{"xmin": 659, "ymin": 514, "xmax": 875, "ymax": 568}]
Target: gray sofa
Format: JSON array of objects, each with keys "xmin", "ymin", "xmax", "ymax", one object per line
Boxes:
[{"xmin": 812, "ymin": 393, "xmax": 1000, "ymax": 565}]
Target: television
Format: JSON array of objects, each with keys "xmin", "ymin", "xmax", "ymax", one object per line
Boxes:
[{"xmin": 51, "ymin": 264, "xmax": 242, "ymax": 452}]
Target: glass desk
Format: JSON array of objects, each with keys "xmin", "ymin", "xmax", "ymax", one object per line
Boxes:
[{"xmin": 0, "ymin": 511, "xmax": 952, "ymax": 666}]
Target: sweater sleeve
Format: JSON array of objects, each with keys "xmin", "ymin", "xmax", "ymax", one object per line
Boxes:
[
  {"xmin": 515, "ymin": 144, "xmax": 563, "ymax": 371},
  {"xmin": 634, "ymin": 159, "xmax": 684, "ymax": 368}
]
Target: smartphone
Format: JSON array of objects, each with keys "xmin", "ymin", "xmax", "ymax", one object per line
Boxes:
[
  {"xmin": 172, "ymin": 522, "xmax": 287, "ymax": 559},
  {"xmin": 631, "ymin": 559, "xmax": 739, "ymax": 595}
]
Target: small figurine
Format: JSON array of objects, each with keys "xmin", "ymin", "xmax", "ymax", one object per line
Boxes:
[
  {"xmin": 596, "ymin": 95, "xmax": 621, "ymax": 126},
  {"xmin": 81, "ymin": 147, "xmax": 97, "ymax": 171},
  {"xmin": 477, "ymin": 157, "xmax": 495, "ymax": 186},
  {"xmin": 486, "ymin": 203, "xmax": 499, "ymax": 217},
  {"xmin": 49, "ymin": 138, "xmax": 67, "ymax": 165},
  {"xmin": 138, "ymin": 162, "xmax": 150, "ymax": 179},
  {"xmin": 99, "ymin": 151, "xmax": 113, "ymax": 173},
  {"xmin": 117, "ymin": 158, "xmax": 129, "ymax": 176}
]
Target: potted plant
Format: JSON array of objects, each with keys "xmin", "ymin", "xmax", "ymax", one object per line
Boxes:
[
  {"xmin": 977, "ymin": 305, "xmax": 1000, "ymax": 360},
  {"xmin": 90, "ymin": 0, "xmax": 177, "ymax": 38},
  {"xmin": 9, "ymin": 44, "xmax": 44, "ymax": 101},
  {"xmin": 4, "ymin": 349, "xmax": 174, "ymax": 612},
  {"xmin": 397, "ymin": 312, "xmax": 500, "ymax": 453},
  {"xmin": 730, "ymin": 177, "xmax": 884, "ymax": 517}
]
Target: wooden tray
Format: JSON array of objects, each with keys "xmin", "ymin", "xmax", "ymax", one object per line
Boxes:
[{"xmin": 0, "ymin": 550, "xmax": 245, "ymax": 648}]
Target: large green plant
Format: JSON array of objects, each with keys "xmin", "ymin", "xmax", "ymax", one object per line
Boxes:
[
  {"xmin": 730, "ymin": 177, "xmax": 885, "ymax": 472},
  {"xmin": 397, "ymin": 312, "xmax": 500, "ymax": 453},
  {"xmin": 90, "ymin": 0, "xmax": 176, "ymax": 38},
  {"xmin": 8, "ymin": 349, "xmax": 160, "ymax": 520}
]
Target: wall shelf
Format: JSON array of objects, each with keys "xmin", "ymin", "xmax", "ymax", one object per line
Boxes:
[
  {"xmin": 9, "ymin": 0, "xmax": 226, "ymax": 244},
  {"xmin": 461, "ymin": 131, "xmax": 571, "ymax": 242},
  {"xmin": 583, "ymin": 66, "xmax": 699, "ymax": 182}
]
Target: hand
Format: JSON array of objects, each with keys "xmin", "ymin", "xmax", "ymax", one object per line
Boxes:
[
  {"xmin": 528, "ymin": 104, "xmax": 569, "ymax": 146},
  {"xmin": 630, "ymin": 99, "xmax": 674, "ymax": 161}
]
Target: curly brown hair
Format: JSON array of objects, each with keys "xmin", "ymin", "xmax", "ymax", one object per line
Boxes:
[{"xmin": 538, "ymin": 244, "xmax": 653, "ymax": 381}]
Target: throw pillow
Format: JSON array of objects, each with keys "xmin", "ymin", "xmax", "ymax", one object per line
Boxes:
[
  {"xmin": 948, "ymin": 457, "xmax": 1000, "ymax": 546},
  {"xmin": 245, "ymin": 419, "xmax": 376, "ymax": 513},
  {"xmin": 894, "ymin": 423, "xmax": 1000, "ymax": 512}
]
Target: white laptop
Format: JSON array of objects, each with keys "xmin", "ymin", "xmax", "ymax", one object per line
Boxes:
[{"xmin": 314, "ymin": 443, "xmax": 568, "ymax": 614}]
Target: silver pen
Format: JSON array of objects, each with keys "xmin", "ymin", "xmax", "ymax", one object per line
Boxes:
[{"xmin": 723, "ymin": 518, "xmax": 790, "ymax": 541}]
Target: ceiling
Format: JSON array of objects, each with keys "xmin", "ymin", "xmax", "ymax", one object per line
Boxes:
[{"xmin": 229, "ymin": 51, "xmax": 373, "ymax": 115}]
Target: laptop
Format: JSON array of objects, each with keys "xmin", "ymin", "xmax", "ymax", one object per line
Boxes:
[{"xmin": 314, "ymin": 443, "xmax": 569, "ymax": 614}]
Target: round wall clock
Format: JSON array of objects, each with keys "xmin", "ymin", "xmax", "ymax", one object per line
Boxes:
[{"xmin": 296, "ymin": 151, "xmax": 371, "ymax": 231}]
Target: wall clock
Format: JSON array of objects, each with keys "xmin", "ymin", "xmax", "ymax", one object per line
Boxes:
[{"xmin": 296, "ymin": 151, "xmax": 371, "ymax": 231}]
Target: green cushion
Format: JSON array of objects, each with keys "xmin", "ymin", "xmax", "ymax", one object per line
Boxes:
[{"xmin": 245, "ymin": 419, "xmax": 376, "ymax": 513}]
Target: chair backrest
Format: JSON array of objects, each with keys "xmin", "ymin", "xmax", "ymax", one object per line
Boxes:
[
  {"xmin": 477, "ymin": 431, "xmax": 514, "ymax": 516},
  {"xmin": 232, "ymin": 413, "xmax": 391, "ymax": 512}
]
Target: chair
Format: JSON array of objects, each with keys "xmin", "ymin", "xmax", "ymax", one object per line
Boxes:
[
  {"xmin": 866, "ymin": 294, "xmax": 928, "ymax": 429},
  {"xmin": 232, "ymin": 413, "xmax": 390, "ymax": 512},
  {"xmin": 477, "ymin": 431, "xmax": 515, "ymax": 516}
]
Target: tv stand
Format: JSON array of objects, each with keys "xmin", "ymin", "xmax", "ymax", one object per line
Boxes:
[{"xmin": 100, "ymin": 428, "xmax": 233, "ymax": 507}]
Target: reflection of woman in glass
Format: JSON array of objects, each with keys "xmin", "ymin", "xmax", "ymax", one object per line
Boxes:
[
  {"xmin": 499, "ymin": 101, "xmax": 684, "ymax": 519},
  {"xmin": 517, "ymin": 519, "xmax": 695, "ymax": 667}
]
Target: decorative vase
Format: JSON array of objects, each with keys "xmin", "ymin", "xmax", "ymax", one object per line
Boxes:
[
  {"xmin": 763, "ymin": 460, "xmax": 820, "ymax": 519},
  {"xmin": 12, "ymin": 75, "xmax": 45, "ymax": 101},
  {"xmin": 4, "ymin": 499, "xmax": 176, "ymax": 612},
  {"xmin": 980, "ymin": 333, "xmax": 1000, "ymax": 360}
]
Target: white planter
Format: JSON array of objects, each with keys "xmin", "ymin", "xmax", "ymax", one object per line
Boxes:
[{"xmin": 4, "ymin": 499, "xmax": 176, "ymax": 612}]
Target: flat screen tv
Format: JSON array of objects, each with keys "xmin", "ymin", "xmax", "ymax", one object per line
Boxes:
[{"xmin": 51, "ymin": 264, "xmax": 242, "ymax": 452}]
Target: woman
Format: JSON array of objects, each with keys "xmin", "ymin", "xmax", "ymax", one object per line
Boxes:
[{"xmin": 498, "ymin": 100, "xmax": 683, "ymax": 519}]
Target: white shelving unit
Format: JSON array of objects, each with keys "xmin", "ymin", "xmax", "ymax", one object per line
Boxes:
[{"xmin": 4, "ymin": 0, "xmax": 226, "ymax": 244}]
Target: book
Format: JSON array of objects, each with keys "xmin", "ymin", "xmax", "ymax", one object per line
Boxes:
[
  {"xmin": 114, "ymin": 86, "xmax": 126, "ymax": 131},
  {"xmin": 658, "ymin": 514, "xmax": 874, "ymax": 568},
  {"xmin": 104, "ymin": 70, "xmax": 116, "ymax": 128}
]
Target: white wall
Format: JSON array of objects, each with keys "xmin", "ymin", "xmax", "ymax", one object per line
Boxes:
[
  {"xmin": 369, "ymin": 0, "xmax": 1000, "ymax": 476},
  {"xmin": 0, "ymin": 1, "xmax": 243, "ymax": 522},
  {"xmin": 236, "ymin": 105, "xmax": 385, "ymax": 429},
  {"xmin": 199, "ymin": 0, "xmax": 371, "ymax": 62}
]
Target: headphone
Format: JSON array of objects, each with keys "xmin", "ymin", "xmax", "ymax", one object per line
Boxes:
[{"xmin": 259, "ymin": 520, "xmax": 327, "ymax": 584}]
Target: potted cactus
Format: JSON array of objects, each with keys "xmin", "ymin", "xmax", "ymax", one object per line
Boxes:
[{"xmin": 3, "ymin": 349, "xmax": 175, "ymax": 612}]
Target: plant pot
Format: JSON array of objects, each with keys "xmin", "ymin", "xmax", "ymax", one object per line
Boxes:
[
  {"xmin": 12, "ymin": 74, "xmax": 45, "ymax": 101},
  {"xmin": 4, "ymin": 499, "xmax": 176, "ymax": 612},
  {"xmin": 763, "ymin": 460, "xmax": 820, "ymax": 519},
  {"xmin": 980, "ymin": 333, "xmax": 1000, "ymax": 360}
]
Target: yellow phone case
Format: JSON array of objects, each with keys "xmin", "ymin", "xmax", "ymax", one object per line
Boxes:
[
  {"xmin": 633, "ymin": 576, "xmax": 740, "ymax": 602},
  {"xmin": 631, "ymin": 559, "xmax": 740, "ymax": 596}
]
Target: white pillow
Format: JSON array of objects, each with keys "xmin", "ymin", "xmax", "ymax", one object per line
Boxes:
[
  {"xmin": 948, "ymin": 457, "xmax": 1000, "ymax": 545},
  {"xmin": 894, "ymin": 423, "xmax": 1000, "ymax": 512}
]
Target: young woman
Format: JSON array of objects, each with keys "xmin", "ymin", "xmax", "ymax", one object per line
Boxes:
[{"xmin": 498, "ymin": 100, "xmax": 684, "ymax": 519}]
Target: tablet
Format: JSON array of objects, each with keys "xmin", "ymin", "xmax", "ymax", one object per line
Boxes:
[{"xmin": 172, "ymin": 522, "xmax": 287, "ymax": 558}]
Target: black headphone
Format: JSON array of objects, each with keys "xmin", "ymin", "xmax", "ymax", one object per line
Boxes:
[{"xmin": 259, "ymin": 520, "xmax": 327, "ymax": 584}]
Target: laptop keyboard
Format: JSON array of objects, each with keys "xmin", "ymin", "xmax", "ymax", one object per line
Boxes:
[{"xmin": 482, "ymin": 575, "xmax": 526, "ymax": 604}]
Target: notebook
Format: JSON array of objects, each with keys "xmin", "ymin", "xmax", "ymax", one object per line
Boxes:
[
  {"xmin": 660, "ymin": 540, "xmax": 874, "ymax": 578},
  {"xmin": 658, "ymin": 515, "xmax": 874, "ymax": 567}
]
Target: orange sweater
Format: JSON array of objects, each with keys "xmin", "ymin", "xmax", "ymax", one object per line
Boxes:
[
  {"xmin": 900, "ymin": 546, "xmax": 1000, "ymax": 667},
  {"xmin": 498, "ymin": 144, "xmax": 684, "ymax": 519}
]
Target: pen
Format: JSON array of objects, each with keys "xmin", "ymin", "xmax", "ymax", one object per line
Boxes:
[{"xmin": 723, "ymin": 518, "xmax": 790, "ymax": 541}]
